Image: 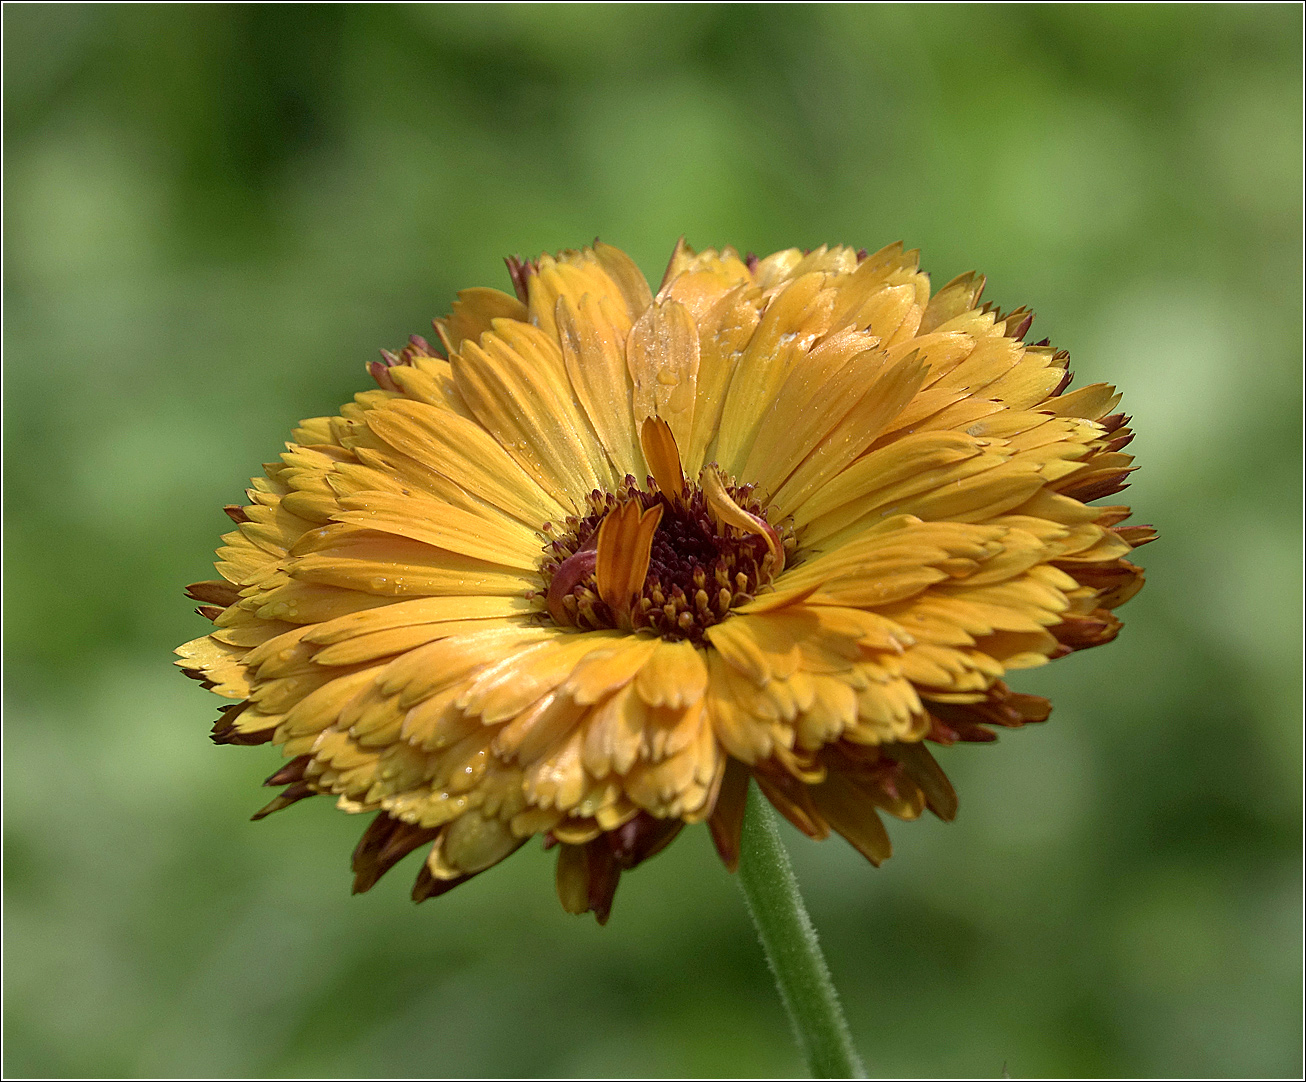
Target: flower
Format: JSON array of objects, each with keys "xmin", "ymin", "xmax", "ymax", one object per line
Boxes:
[{"xmin": 178, "ymin": 240, "xmax": 1152, "ymax": 923}]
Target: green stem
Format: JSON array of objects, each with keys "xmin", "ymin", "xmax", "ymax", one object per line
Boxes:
[{"xmin": 737, "ymin": 782, "xmax": 867, "ymax": 1079}]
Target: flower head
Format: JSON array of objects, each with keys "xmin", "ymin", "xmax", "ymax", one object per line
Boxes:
[{"xmin": 178, "ymin": 240, "xmax": 1152, "ymax": 922}]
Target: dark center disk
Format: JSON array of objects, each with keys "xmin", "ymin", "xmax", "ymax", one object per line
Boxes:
[{"xmin": 540, "ymin": 478, "xmax": 793, "ymax": 645}]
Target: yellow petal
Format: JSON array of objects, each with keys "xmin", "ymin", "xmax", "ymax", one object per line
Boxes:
[
  {"xmin": 624, "ymin": 701, "xmax": 720, "ymax": 818},
  {"xmin": 556, "ymin": 293, "xmax": 645, "ymax": 480},
  {"xmin": 434, "ymin": 287, "xmax": 528, "ymax": 353},
  {"xmin": 529, "ymin": 257, "xmax": 626, "ymax": 341},
  {"xmin": 365, "ymin": 398, "xmax": 562, "ymax": 527},
  {"xmin": 766, "ymin": 352, "xmax": 929, "ymax": 519},
  {"xmin": 919, "ymin": 271, "xmax": 985, "ymax": 335},
  {"xmin": 495, "ymin": 689, "xmax": 590, "ymax": 764},
  {"xmin": 683, "ymin": 284, "xmax": 763, "ymax": 476},
  {"xmin": 627, "ymin": 299, "xmax": 700, "ymax": 454},
  {"xmin": 787, "ymin": 244, "xmax": 860, "ymax": 278},
  {"xmin": 1045, "ymin": 382, "xmax": 1122, "ymax": 420},
  {"xmin": 801, "ymin": 455, "xmax": 1042, "ymax": 549},
  {"xmin": 454, "ymin": 329, "xmax": 614, "ymax": 510},
  {"xmin": 714, "ymin": 272, "xmax": 834, "ymax": 476},
  {"xmin": 706, "ymin": 612, "xmax": 802, "ymax": 686},
  {"xmin": 795, "ymin": 675, "xmax": 859, "ymax": 750},
  {"xmin": 825, "ymin": 242, "xmax": 925, "ymax": 332},
  {"xmin": 844, "ymin": 282, "xmax": 922, "ymax": 346},
  {"xmin": 530, "ymin": 245, "xmax": 649, "ymax": 341},
  {"xmin": 387, "ymin": 358, "xmax": 470, "ymax": 415},
  {"xmin": 333, "ymin": 492, "xmax": 543, "ymax": 570},
  {"xmin": 276, "ymin": 666, "xmax": 380, "ymax": 739},
  {"xmin": 303, "ymin": 594, "xmax": 533, "ymax": 645},
  {"xmin": 312, "ymin": 617, "xmax": 527, "ymax": 668},
  {"xmin": 435, "ymin": 811, "xmax": 522, "ymax": 875},
  {"xmin": 738, "ymin": 327, "xmax": 881, "ymax": 487},
  {"xmin": 247, "ymin": 580, "xmax": 394, "ymax": 625},
  {"xmin": 633, "ymin": 639, "xmax": 708, "ymax": 708},
  {"xmin": 564, "ymin": 637, "xmax": 660, "ymax": 705},
  {"xmin": 287, "ymin": 533, "xmax": 538, "ymax": 598},
  {"xmin": 523, "ymin": 727, "xmax": 587, "ymax": 811},
  {"xmin": 659, "ymin": 240, "xmax": 753, "ymax": 323},
  {"xmin": 582, "ymin": 683, "xmax": 648, "ymax": 776},
  {"xmin": 750, "ymin": 248, "xmax": 804, "ymax": 289},
  {"xmin": 789, "ymin": 431, "xmax": 982, "ymax": 532},
  {"xmin": 175, "ymin": 635, "xmax": 252, "ymax": 699},
  {"xmin": 705, "ymin": 651, "xmax": 791, "ymax": 763},
  {"xmin": 458, "ymin": 632, "xmax": 620, "ymax": 723},
  {"xmin": 592, "ymin": 241, "xmax": 653, "ymax": 322},
  {"xmin": 374, "ymin": 623, "xmax": 543, "ymax": 696}
]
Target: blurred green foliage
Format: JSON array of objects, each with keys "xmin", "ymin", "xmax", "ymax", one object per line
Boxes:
[{"xmin": 4, "ymin": 4, "xmax": 1301, "ymax": 1078}]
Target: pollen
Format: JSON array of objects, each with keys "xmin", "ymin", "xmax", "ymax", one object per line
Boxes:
[{"xmin": 540, "ymin": 472, "xmax": 796, "ymax": 645}]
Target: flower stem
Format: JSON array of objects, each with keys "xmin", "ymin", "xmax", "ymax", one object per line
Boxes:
[{"xmin": 737, "ymin": 782, "xmax": 867, "ymax": 1079}]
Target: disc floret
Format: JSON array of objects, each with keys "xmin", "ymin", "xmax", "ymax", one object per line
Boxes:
[{"xmin": 541, "ymin": 471, "xmax": 794, "ymax": 644}]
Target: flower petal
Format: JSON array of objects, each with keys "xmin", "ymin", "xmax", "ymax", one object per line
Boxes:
[
  {"xmin": 556, "ymin": 293, "xmax": 646, "ymax": 480},
  {"xmin": 454, "ymin": 328, "xmax": 616, "ymax": 510},
  {"xmin": 714, "ymin": 272, "xmax": 835, "ymax": 476},
  {"xmin": 365, "ymin": 398, "xmax": 563, "ymax": 527},
  {"xmin": 627, "ymin": 298, "xmax": 701, "ymax": 454}
]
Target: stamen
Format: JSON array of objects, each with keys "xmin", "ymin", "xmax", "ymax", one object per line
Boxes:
[{"xmin": 540, "ymin": 468, "xmax": 795, "ymax": 644}]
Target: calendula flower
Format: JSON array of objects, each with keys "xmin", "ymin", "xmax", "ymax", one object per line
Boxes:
[{"xmin": 178, "ymin": 240, "xmax": 1152, "ymax": 923}]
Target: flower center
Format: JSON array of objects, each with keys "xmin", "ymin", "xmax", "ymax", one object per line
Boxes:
[{"xmin": 540, "ymin": 473, "xmax": 794, "ymax": 645}]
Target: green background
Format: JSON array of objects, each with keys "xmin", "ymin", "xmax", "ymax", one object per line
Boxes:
[{"xmin": 4, "ymin": 4, "xmax": 1301, "ymax": 1077}]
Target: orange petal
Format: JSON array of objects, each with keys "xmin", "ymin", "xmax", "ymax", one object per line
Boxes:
[
  {"xmin": 809, "ymin": 772, "xmax": 893, "ymax": 865},
  {"xmin": 707, "ymin": 759, "xmax": 750, "ymax": 871},
  {"xmin": 702, "ymin": 465, "xmax": 782, "ymax": 571},
  {"xmin": 639, "ymin": 416, "xmax": 686, "ymax": 500},
  {"xmin": 594, "ymin": 502, "xmax": 663, "ymax": 628}
]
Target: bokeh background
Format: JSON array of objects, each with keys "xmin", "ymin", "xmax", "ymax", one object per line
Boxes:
[{"xmin": 4, "ymin": 4, "xmax": 1301, "ymax": 1078}]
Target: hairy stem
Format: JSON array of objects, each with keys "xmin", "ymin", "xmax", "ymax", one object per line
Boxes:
[{"xmin": 737, "ymin": 783, "xmax": 867, "ymax": 1078}]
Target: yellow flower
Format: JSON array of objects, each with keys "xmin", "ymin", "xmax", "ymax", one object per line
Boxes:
[{"xmin": 178, "ymin": 240, "xmax": 1152, "ymax": 922}]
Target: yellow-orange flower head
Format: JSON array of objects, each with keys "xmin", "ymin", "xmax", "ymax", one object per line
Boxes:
[{"xmin": 178, "ymin": 241, "xmax": 1152, "ymax": 922}]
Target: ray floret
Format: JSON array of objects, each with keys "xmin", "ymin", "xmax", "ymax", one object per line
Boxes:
[{"xmin": 178, "ymin": 239, "xmax": 1151, "ymax": 922}]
